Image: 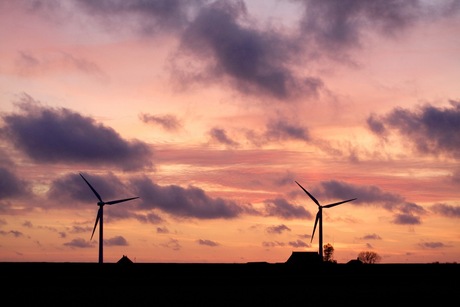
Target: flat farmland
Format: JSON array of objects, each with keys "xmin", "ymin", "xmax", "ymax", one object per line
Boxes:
[{"xmin": 3, "ymin": 262, "xmax": 457, "ymax": 305}]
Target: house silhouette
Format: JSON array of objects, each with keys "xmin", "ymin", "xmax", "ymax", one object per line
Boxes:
[
  {"xmin": 285, "ymin": 251, "xmax": 321, "ymax": 265},
  {"xmin": 117, "ymin": 255, "xmax": 134, "ymax": 265}
]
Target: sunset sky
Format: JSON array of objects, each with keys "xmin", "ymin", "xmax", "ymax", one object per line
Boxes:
[{"xmin": 1, "ymin": 0, "xmax": 459, "ymax": 264}]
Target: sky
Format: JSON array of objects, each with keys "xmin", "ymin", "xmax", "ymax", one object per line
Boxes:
[{"xmin": 1, "ymin": 0, "xmax": 459, "ymax": 264}]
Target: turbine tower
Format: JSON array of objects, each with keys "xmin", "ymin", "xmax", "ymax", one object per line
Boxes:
[
  {"xmin": 295, "ymin": 181, "xmax": 356, "ymax": 261},
  {"xmin": 80, "ymin": 173, "xmax": 139, "ymax": 264}
]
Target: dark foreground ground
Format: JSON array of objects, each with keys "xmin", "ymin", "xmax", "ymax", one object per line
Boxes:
[{"xmin": 2, "ymin": 261, "xmax": 458, "ymax": 305}]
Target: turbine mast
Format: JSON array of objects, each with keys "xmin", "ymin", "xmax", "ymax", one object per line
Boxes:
[
  {"xmin": 99, "ymin": 204, "xmax": 103, "ymax": 264},
  {"xmin": 318, "ymin": 208, "xmax": 323, "ymax": 260}
]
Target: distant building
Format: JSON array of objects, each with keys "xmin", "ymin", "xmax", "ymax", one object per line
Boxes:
[
  {"xmin": 346, "ymin": 258, "xmax": 363, "ymax": 265},
  {"xmin": 285, "ymin": 251, "xmax": 321, "ymax": 265}
]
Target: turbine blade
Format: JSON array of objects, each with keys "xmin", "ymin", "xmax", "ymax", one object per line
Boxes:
[
  {"xmin": 323, "ymin": 198, "xmax": 357, "ymax": 208},
  {"xmin": 295, "ymin": 181, "xmax": 321, "ymax": 207},
  {"xmin": 106, "ymin": 196, "xmax": 139, "ymax": 205},
  {"xmin": 80, "ymin": 173, "xmax": 103, "ymax": 203},
  {"xmin": 90, "ymin": 207, "xmax": 101, "ymax": 240},
  {"xmin": 311, "ymin": 211, "xmax": 320, "ymax": 242}
]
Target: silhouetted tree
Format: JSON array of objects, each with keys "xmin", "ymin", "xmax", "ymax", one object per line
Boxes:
[
  {"xmin": 323, "ymin": 243, "xmax": 337, "ymax": 263},
  {"xmin": 357, "ymin": 251, "xmax": 382, "ymax": 264}
]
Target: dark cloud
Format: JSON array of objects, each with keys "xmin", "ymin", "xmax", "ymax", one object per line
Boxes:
[
  {"xmin": 1, "ymin": 94, "xmax": 153, "ymax": 171},
  {"xmin": 262, "ymin": 241, "xmax": 285, "ymax": 248},
  {"xmin": 274, "ymin": 171, "xmax": 296, "ymax": 187},
  {"xmin": 442, "ymin": 0, "xmax": 460, "ymax": 17},
  {"xmin": 139, "ymin": 113, "xmax": 182, "ymax": 132},
  {"xmin": 288, "ymin": 239, "xmax": 309, "ymax": 248},
  {"xmin": 0, "ymin": 148, "xmax": 15, "ymax": 167},
  {"xmin": 0, "ymin": 167, "xmax": 31, "ymax": 200},
  {"xmin": 297, "ymin": 180, "xmax": 427, "ymax": 225},
  {"xmin": 263, "ymin": 198, "xmax": 312, "ymax": 219},
  {"xmin": 197, "ymin": 239, "xmax": 219, "ymax": 247},
  {"xmin": 24, "ymin": 0, "xmax": 324, "ymax": 100},
  {"xmin": 266, "ymin": 224, "xmax": 291, "ymax": 234},
  {"xmin": 131, "ymin": 175, "xmax": 258, "ymax": 219},
  {"xmin": 209, "ymin": 128, "xmax": 239, "ymax": 147},
  {"xmin": 156, "ymin": 226, "xmax": 169, "ymax": 234},
  {"xmin": 398, "ymin": 202, "xmax": 426, "ymax": 215},
  {"xmin": 0, "ymin": 230, "xmax": 24, "ymax": 237},
  {"xmin": 63, "ymin": 237, "xmax": 94, "ymax": 248},
  {"xmin": 367, "ymin": 101, "xmax": 460, "ymax": 159},
  {"xmin": 75, "ymin": 0, "xmax": 324, "ymax": 101},
  {"xmin": 264, "ymin": 119, "xmax": 310, "ymax": 142},
  {"xmin": 418, "ymin": 241, "xmax": 449, "ymax": 249},
  {"xmin": 298, "ymin": 0, "xmax": 420, "ymax": 52},
  {"xmin": 47, "ymin": 172, "xmax": 137, "ymax": 208},
  {"xmin": 105, "ymin": 235, "xmax": 128, "ymax": 246},
  {"xmin": 315, "ymin": 180, "xmax": 404, "ymax": 210},
  {"xmin": 367, "ymin": 114, "xmax": 387, "ymax": 136},
  {"xmin": 22, "ymin": 221, "xmax": 33, "ymax": 228},
  {"xmin": 393, "ymin": 213, "xmax": 421, "ymax": 225},
  {"xmin": 49, "ymin": 172, "xmax": 248, "ymax": 225},
  {"xmin": 134, "ymin": 212, "xmax": 164, "ymax": 224},
  {"xmin": 69, "ymin": 225, "xmax": 91, "ymax": 234},
  {"xmin": 176, "ymin": 0, "xmax": 322, "ymax": 100},
  {"xmin": 430, "ymin": 203, "xmax": 460, "ymax": 218},
  {"xmin": 35, "ymin": 0, "xmax": 199, "ymax": 35},
  {"xmin": 160, "ymin": 238, "xmax": 181, "ymax": 250},
  {"xmin": 358, "ymin": 233, "xmax": 382, "ymax": 240},
  {"xmin": 245, "ymin": 120, "xmax": 311, "ymax": 147},
  {"xmin": 18, "ymin": 0, "xmax": 458, "ymax": 104}
]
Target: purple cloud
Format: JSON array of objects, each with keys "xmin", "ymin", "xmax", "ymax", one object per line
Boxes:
[{"xmin": 1, "ymin": 94, "xmax": 153, "ymax": 171}]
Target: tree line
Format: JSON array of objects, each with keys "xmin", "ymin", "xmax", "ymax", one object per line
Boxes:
[{"xmin": 323, "ymin": 243, "xmax": 382, "ymax": 264}]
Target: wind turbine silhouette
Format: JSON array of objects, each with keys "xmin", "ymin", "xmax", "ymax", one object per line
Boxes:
[
  {"xmin": 80, "ymin": 173, "xmax": 139, "ymax": 264},
  {"xmin": 295, "ymin": 181, "xmax": 356, "ymax": 261}
]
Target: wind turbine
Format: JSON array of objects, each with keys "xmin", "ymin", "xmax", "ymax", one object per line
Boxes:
[
  {"xmin": 295, "ymin": 181, "xmax": 356, "ymax": 261},
  {"xmin": 80, "ymin": 173, "xmax": 139, "ymax": 264}
]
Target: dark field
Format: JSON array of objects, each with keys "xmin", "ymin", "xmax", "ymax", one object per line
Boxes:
[{"xmin": 3, "ymin": 261, "xmax": 458, "ymax": 305}]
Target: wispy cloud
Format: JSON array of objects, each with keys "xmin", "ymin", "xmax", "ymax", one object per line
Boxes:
[{"xmin": 140, "ymin": 113, "xmax": 183, "ymax": 132}]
